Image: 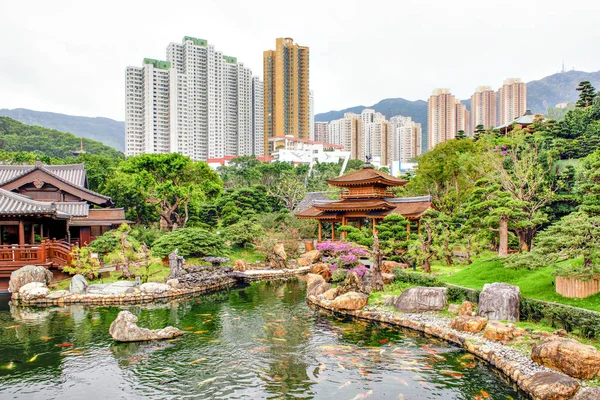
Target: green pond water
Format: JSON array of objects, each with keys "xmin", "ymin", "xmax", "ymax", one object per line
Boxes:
[{"xmin": 0, "ymin": 280, "xmax": 524, "ymax": 399}]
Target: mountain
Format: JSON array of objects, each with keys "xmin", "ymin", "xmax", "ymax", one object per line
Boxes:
[
  {"xmin": 0, "ymin": 108, "xmax": 124, "ymax": 152},
  {"xmin": 0, "ymin": 117, "xmax": 123, "ymax": 159},
  {"xmin": 315, "ymin": 70, "xmax": 600, "ymax": 134}
]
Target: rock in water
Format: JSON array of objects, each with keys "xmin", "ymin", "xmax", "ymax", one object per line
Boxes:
[
  {"xmin": 478, "ymin": 282, "xmax": 520, "ymax": 322},
  {"xmin": 109, "ymin": 311, "xmax": 184, "ymax": 342},
  {"xmin": 297, "ymin": 250, "xmax": 322, "ymax": 267},
  {"xmin": 9, "ymin": 265, "xmax": 53, "ymax": 293},
  {"xmin": 450, "ymin": 316, "xmax": 488, "ymax": 333},
  {"xmin": 391, "ymin": 287, "xmax": 447, "ymax": 312},
  {"xmin": 69, "ymin": 274, "xmax": 88, "ymax": 294},
  {"xmin": 18, "ymin": 282, "xmax": 49, "ymax": 300},
  {"xmin": 309, "ymin": 263, "xmax": 331, "ymax": 282},
  {"xmin": 306, "ymin": 274, "xmax": 330, "ymax": 297},
  {"xmin": 531, "ymin": 336, "xmax": 600, "ymax": 379},
  {"xmin": 522, "ymin": 372, "xmax": 580, "ymax": 400},
  {"xmin": 330, "ymin": 291, "xmax": 369, "ymax": 311},
  {"xmin": 140, "ymin": 282, "xmax": 172, "ymax": 294}
]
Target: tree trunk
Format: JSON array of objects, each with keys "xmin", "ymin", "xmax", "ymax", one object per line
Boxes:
[
  {"xmin": 498, "ymin": 216, "xmax": 508, "ymax": 257},
  {"xmin": 423, "ymin": 259, "xmax": 431, "ymax": 273},
  {"xmin": 370, "ymin": 233, "xmax": 385, "ymax": 291}
]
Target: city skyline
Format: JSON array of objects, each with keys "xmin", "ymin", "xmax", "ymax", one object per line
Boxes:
[{"xmin": 2, "ymin": 0, "xmax": 599, "ymax": 122}]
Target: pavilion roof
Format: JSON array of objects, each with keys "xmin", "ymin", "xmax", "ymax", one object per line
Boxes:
[
  {"xmin": 327, "ymin": 165, "xmax": 408, "ymax": 187},
  {"xmin": 314, "ymin": 198, "xmax": 395, "ymax": 212},
  {"xmin": 0, "ymin": 188, "xmax": 70, "ymax": 218}
]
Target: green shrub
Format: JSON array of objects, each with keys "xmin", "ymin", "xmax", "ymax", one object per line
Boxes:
[
  {"xmin": 222, "ymin": 220, "xmax": 265, "ymax": 248},
  {"xmin": 89, "ymin": 224, "xmax": 141, "ymax": 255},
  {"xmin": 331, "ymin": 268, "xmax": 347, "ymax": 282},
  {"xmin": 151, "ymin": 227, "xmax": 225, "ymax": 258},
  {"xmin": 130, "ymin": 226, "xmax": 164, "ymax": 247}
]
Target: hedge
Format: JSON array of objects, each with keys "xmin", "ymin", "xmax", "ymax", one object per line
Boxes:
[{"xmin": 392, "ymin": 268, "xmax": 600, "ymax": 339}]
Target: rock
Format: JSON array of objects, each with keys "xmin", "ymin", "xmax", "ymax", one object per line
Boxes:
[
  {"xmin": 483, "ymin": 321, "xmax": 517, "ymax": 342},
  {"xmin": 338, "ymin": 271, "xmax": 369, "ymax": 295},
  {"xmin": 102, "ymin": 281, "xmax": 136, "ymax": 295},
  {"xmin": 531, "ymin": 336, "xmax": 600, "ymax": 379},
  {"xmin": 450, "ymin": 316, "xmax": 488, "ymax": 333},
  {"xmin": 381, "ymin": 273, "xmax": 395, "ymax": 284},
  {"xmin": 18, "ymin": 282, "xmax": 49, "ymax": 300},
  {"xmin": 554, "ymin": 329, "xmax": 568, "ymax": 337},
  {"xmin": 9, "ymin": 265, "xmax": 53, "ymax": 293},
  {"xmin": 522, "ymin": 372, "xmax": 580, "ymax": 400},
  {"xmin": 269, "ymin": 243, "xmax": 287, "ymax": 269},
  {"xmin": 322, "ymin": 288, "xmax": 339, "ymax": 301},
  {"xmin": 233, "ymin": 259, "xmax": 247, "ymax": 272},
  {"xmin": 309, "ymin": 263, "xmax": 332, "ymax": 282},
  {"xmin": 109, "ymin": 311, "xmax": 184, "ymax": 342},
  {"xmin": 306, "ymin": 274, "xmax": 330, "ymax": 297},
  {"xmin": 168, "ymin": 249, "xmax": 186, "ymax": 278},
  {"xmin": 46, "ymin": 290, "xmax": 69, "ymax": 299},
  {"xmin": 478, "ymin": 282, "xmax": 521, "ymax": 322},
  {"xmin": 297, "ymin": 250, "xmax": 322, "ymax": 267},
  {"xmin": 273, "ymin": 243, "xmax": 287, "ymax": 261},
  {"xmin": 390, "ymin": 287, "xmax": 447, "ymax": 313},
  {"xmin": 573, "ymin": 387, "xmax": 600, "ymax": 400},
  {"xmin": 448, "ymin": 304, "xmax": 460, "ymax": 314},
  {"xmin": 459, "ymin": 301, "xmax": 475, "ymax": 316},
  {"xmin": 330, "ymin": 291, "xmax": 369, "ymax": 311},
  {"xmin": 381, "ymin": 260, "xmax": 407, "ymax": 274},
  {"xmin": 69, "ymin": 274, "xmax": 88, "ymax": 294},
  {"xmin": 166, "ymin": 279, "xmax": 179, "ymax": 289},
  {"xmin": 140, "ymin": 282, "xmax": 172, "ymax": 295},
  {"xmin": 384, "ymin": 295, "xmax": 398, "ymax": 307}
]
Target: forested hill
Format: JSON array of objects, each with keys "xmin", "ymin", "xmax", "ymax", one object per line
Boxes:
[
  {"xmin": 0, "ymin": 117, "xmax": 124, "ymax": 159},
  {"xmin": 0, "ymin": 108, "xmax": 124, "ymax": 152}
]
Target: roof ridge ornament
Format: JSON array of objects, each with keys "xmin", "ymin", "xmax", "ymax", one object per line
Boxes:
[
  {"xmin": 35, "ymin": 159, "xmax": 42, "ymax": 168},
  {"xmin": 365, "ymin": 155, "xmax": 373, "ymax": 169}
]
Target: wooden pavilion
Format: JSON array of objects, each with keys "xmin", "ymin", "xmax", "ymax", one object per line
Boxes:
[{"xmin": 295, "ymin": 163, "xmax": 433, "ymax": 242}]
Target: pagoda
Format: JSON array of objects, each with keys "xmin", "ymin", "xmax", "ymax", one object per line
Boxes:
[{"xmin": 295, "ymin": 163, "xmax": 433, "ymax": 242}]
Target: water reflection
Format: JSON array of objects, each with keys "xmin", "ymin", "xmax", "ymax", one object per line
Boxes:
[{"xmin": 0, "ymin": 281, "xmax": 524, "ymax": 399}]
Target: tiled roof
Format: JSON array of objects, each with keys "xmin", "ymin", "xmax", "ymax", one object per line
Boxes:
[
  {"xmin": 0, "ymin": 188, "xmax": 58, "ymax": 216},
  {"xmin": 295, "ymin": 192, "xmax": 335, "ymax": 213},
  {"xmin": 295, "ymin": 196, "xmax": 433, "ymax": 220},
  {"xmin": 314, "ymin": 198, "xmax": 395, "ymax": 211},
  {"xmin": 327, "ymin": 166, "xmax": 408, "ymax": 187},
  {"xmin": 0, "ymin": 163, "xmax": 86, "ymax": 187},
  {"xmin": 55, "ymin": 202, "xmax": 90, "ymax": 217}
]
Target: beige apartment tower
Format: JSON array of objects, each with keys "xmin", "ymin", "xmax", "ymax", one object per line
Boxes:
[
  {"xmin": 470, "ymin": 86, "xmax": 496, "ymax": 131},
  {"xmin": 455, "ymin": 100, "xmax": 470, "ymax": 136},
  {"xmin": 428, "ymin": 89, "xmax": 456, "ymax": 150},
  {"xmin": 497, "ymin": 78, "xmax": 527, "ymax": 126},
  {"xmin": 263, "ymin": 38, "xmax": 310, "ymax": 155}
]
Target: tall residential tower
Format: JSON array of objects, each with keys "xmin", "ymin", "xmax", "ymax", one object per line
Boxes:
[
  {"xmin": 497, "ymin": 78, "xmax": 527, "ymax": 126},
  {"xmin": 470, "ymin": 86, "xmax": 497, "ymax": 131},
  {"xmin": 263, "ymin": 38, "xmax": 310, "ymax": 155},
  {"xmin": 428, "ymin": 89, "xmax": 456, "ymax": 150}
]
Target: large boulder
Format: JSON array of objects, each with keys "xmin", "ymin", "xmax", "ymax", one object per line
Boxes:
[
  {"xmin": 531, "ymin": 336, "xmax": 600, "ymax": 379},
  {"xmin": 306, "ymin": 274, "xmax": 330, "ymax": 297},
  {"xmin": 69, "ymin": 274, "xmax": 88, "ymax": 294},
  {"xmin": 322, "ymin": 287, "xmax": 339, "ymax": 300},
  {"xmin": 478, "ymin": 282, "xmax": 521, "ymax": 322},
  {"xmin": 381, "ymin": 260, "xmax": 407, "ymax": 274},
  {"xmin": 297, "ymin": 250, "xmax": 322, "ymax": 267},
  {"xmin": 573, "ymin": 387, "xmax": 600, "ymax": 400},
  {"xmin": 450, "ymin": 316, "xmax": 488, "ymax": 333},
  {"xmin": 233, "ymin": 259, "xmax": 247, "ymax": 272},
  {"xmin": 381, "ymin": 273, "xmax": 395, "ymax": 284},
  {"xmin": 46, "ymin": 290, "xmax": 69, "ymax": 299},
  {"xmin": 483, "ymin": 321, "xmax": 524, "ymax": 342},
  {"xmin": 18, "ymin": 282, "xmax": 49, "ymax": 301},
  {"xmin": 140, "ymin": 282, "xmax": 172, "ymax": 295},
  {"xmin": 448, "ymin": 304, "xmax": 460, "ymax": 314},
  {"xmin": 330, "ymin": 291, "xmax": 368, "ymax": 311},
  {"xmin": 522, "ymin": 372, "xmax": 580, "ymax": 400},
  {"xmin": 390, "ymin": 287, "xmax": 447, "ymax": 313},
  {"xmin": 168, "ymin": 249, "xmax": 186, "ymax": 278},
  {"xmin": 9, "ymin": 265, "xmax": 53, "ymax": 293},
  {"xmin": 270, "ymin": 243, "xmax": 287, "ymax": 269},
  {"xmin": 310, "ymin": 263, "xmax": 331, "ymax": 282},
  {"xmin": 338, "ymin": 271, "xmax": 369, "ymax": 296},
  {"xmin": 459, "ymin": 301, "xmax": 475, "ymax": 316},
  {"xmin": 109, "ymin": 311, "xmax": 184, "ymax": 342},
  {"xmin": 101, "ymin": 281, "xmax": 136, "ymax": 295}
]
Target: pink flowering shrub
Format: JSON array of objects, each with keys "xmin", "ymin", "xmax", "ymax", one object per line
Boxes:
[{"xmin": 317, "ymin": 240, "xmax": 370, "ymax": 276}]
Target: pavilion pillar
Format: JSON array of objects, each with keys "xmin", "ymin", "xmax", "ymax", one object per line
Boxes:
[
  {"xmin": 331, "ymin": 222, "xmax": 336, "ymax": 241},
  {"xmin": 318, "ymin": 220, "xmax": 322, "ymax": 242},
  {"xmin": 0, "ymin": 226, "xmax": 3, "ymax": 245},
  {"xmin": 372, "ymin": 218, "xmax": 378, "ymax": 234},
  {"xmin": 357, "ymin": 219, "xmax": 362, "ymax": 230},
  {"xmin": 417, "ymin": 219, "xmax": 421, "ymax": 235},
  {"xmin": 406, "ymin": 222, "xmax": 411, "ymax": 233},
  {"xmin": 30, "ymin": 224, "xmax": 35, "ymax": 244},
  {"xmin": 341, "ymin": 217, "xmax": 347, "ymax": 239},
  {"xmin": 18, "ymin": 220, "xmax": 25, "ymax": 245}
]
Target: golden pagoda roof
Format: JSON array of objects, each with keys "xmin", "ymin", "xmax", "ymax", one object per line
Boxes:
[{"xmin": 327, "ymin": 165, "xmax": 408, "ymax": 187}]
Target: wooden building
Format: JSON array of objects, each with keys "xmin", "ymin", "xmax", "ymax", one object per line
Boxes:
[
  {"xmin": 0, "ymin": 161, "xmax": 130, "ymax": 291},
  {"xmin": 295, "ymin": 164, "xmax": 433, "ymax": 242}
]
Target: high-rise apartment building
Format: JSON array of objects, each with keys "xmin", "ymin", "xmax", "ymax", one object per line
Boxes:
[
  {"xmin": 497, "ymin": 78, "xmax": 527, "ymax": 126},
  {"xmin": 125, "ymin": 36, "xmax": 264, "ymax": 161},
  {"xmin": 428, "ymin": 89, "xmax": 456, "ymax": 150},
  {"xmin": 455, "ymin": 100, "xmax": 470, "ymax": 136},
  {"xmin": 390, "ymin": 116, "xmax": 422, "ymax": 162},
  {"xmin": 263, "ymin": 38, "xmax": 310, "ymax": 155},
  {"xmin": 309, "ymin": 90, "xmax": 315, "ymax": 141},
  {"xmin": 328, "ymin": 112, "xmax": 362, "ymax": 160},
  {"xmin": 470, "ymin": 86, "xmax": 496, "ymax": 131},
  {"xmin": 314, "ymin": 122, "xmax": 329, "ymax": 143},
  {"xmin": 361, "ymin": 109, "xmax": 390, "ymax": 165}
]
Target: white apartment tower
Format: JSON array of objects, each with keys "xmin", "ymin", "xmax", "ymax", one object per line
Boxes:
[
  {"xmin": 125, "ymin": 36, "xmax": 264, "ymax": 161},
  {"xmin": 497, "ymin": 78, "xmax": 527, "ymax": 126},
  {"xmin": 314, "ymin": 122, "xmax": 329, "ymax": 143},
  {"xmin": 390, "ymin": 116, "xmax": 422, "ymax": 162},
  {"xmin": 428, "ymin": 89, "xmax": 456, "ymax": 150},
  {"xmin": 470, "ymin": 86, "xmax": 496, "ymax": 131}
]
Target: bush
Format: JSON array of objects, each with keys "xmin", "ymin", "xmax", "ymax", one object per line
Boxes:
[
  {"xmin": 331, "ymin": 268, "xmax": 347, "ymax": 282},
  {"xmin": 89, "ymin": 224, "xmax": 141, "ymax": 255},
  {"xmin": 151, "ymin": 227, "xmax": 225, "ymax": 258},
  {"xmin": 222, "ymin": 220, "xmax": 265, "ymax": 248},
  {"xmin": 130, "ymin": 226, "xmax": 164, "ymax": 247}
]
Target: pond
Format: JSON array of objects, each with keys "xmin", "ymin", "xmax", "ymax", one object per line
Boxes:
[{"xmin": 0, "ymin": 281, "xmax": 524, "ymax": 399}]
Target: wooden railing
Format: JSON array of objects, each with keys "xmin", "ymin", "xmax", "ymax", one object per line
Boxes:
[
  {"xmin": 341, "ymin": 187, "xmax": 395, "ymax": 198},
  {"xmin": 0, "ymin": 240, "xmax": 73, "ymax": 269}
]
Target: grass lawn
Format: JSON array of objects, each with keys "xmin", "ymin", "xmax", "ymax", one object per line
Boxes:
[{"xmin": 438, "ymin": 257, "xmax": 600, "ymax": 312}]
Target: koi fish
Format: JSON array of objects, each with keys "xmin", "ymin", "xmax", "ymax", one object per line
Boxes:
[
  {"xmin": 480, "ymin": 390, "xmax": 489, "ymax": 398},
  {"xmin": 5, "ymin": 361, "xmax": 15, "ymax": 370},
  {"xmin": 183, "ymin": 326, "xmax": 195, "ymax": 331},
  {"xmin": 56, "ymin": 343, "xmax": 74, "ymax": 347},
  {"xmin": 339, "ymin": 381, "xmax": 352, "ymax": 389},
  {"xmin": 28, "ymin": 354, "xmax": 39, "ymax": 363},
  {"xmin": 351, "ymin": 390, "xmax": 373, "ymax": 400},
  {"xmin": 193, "ymin": 330, "xmax": 208, "ymax": 334},
  {"xmin": 198, "ymin": 377, "xmax": 217, "ymax": 387},
  {"xmin": 380, "ymin": 339, "xmax": 388, "ymax": 344},
  {"xmin": 5, "ymin": 325, "xmax": 21, "ymax": 329},
  {"xmin": 395, "ymin": 377, "xmax": 408, "ymax": 386},
  {"xmin": 273, "ymin": 331, "xmax": 286, "ymax": 336},
  {"xmin": 190, "ymin": 358, "xmax": 207, "ymax": 364},
  {"xmin": 338, "ymin": 362, "xmax": 346, "ymax": 370},
  {"xmin": 40, "ymin": 336, "xmax": 52, "ymax": 341},
  {"xmin": 398, "ymin": 395, "xmax": 406, "ymax": 400},
  {"xmin": 441, "ymin": 370, "xmax": 464, "ymax": 378},
  {"xmin": 249, "ymin": 347, "xmax": 269, "ymax": 353}
]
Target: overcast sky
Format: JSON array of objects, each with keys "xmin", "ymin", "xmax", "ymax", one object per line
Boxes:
[{"xmin": 1, "ymin": 0, "xmax": 599, "ymax": 121}]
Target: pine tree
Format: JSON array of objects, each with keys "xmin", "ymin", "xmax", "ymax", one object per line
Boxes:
[
  {"xmin": 456, "ymin": 130, "xmax": 467, "ymax": 140},
  {"xmin": 576, "ymin": 81, "xmax": 597, "ymax": 108}
]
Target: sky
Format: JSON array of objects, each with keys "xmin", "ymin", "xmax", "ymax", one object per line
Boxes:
[{"xmin": 1, "ymin": 0, "xmax": 599, "ymax": 121}]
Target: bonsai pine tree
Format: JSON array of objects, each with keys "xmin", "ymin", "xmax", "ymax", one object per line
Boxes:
[{"xmin": 576, "ymin": 81, "xmax": 597, "ymax": 109}]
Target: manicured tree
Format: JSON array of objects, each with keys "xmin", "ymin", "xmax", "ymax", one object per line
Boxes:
[
  {"xmin": 456, "ymin": 130, "xmax": 467, "ymax": 140},
  {"xmin": 473, "ymin": 124, "xmax": 486, "ymax": 141},
  {"xmin": 370, "ymin": 232, "xmax": 385, "ymax": 291},
  {"xmin": 576, "ymin": 81, "xmax": 597, "ymax": 109},
  {"xmin": 578, "ymin": 149, "xmax": 600, "ymax": 216},
  {"xmin": 264, "ymin": 169, "xmax": 307, "ymax": 211}
]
